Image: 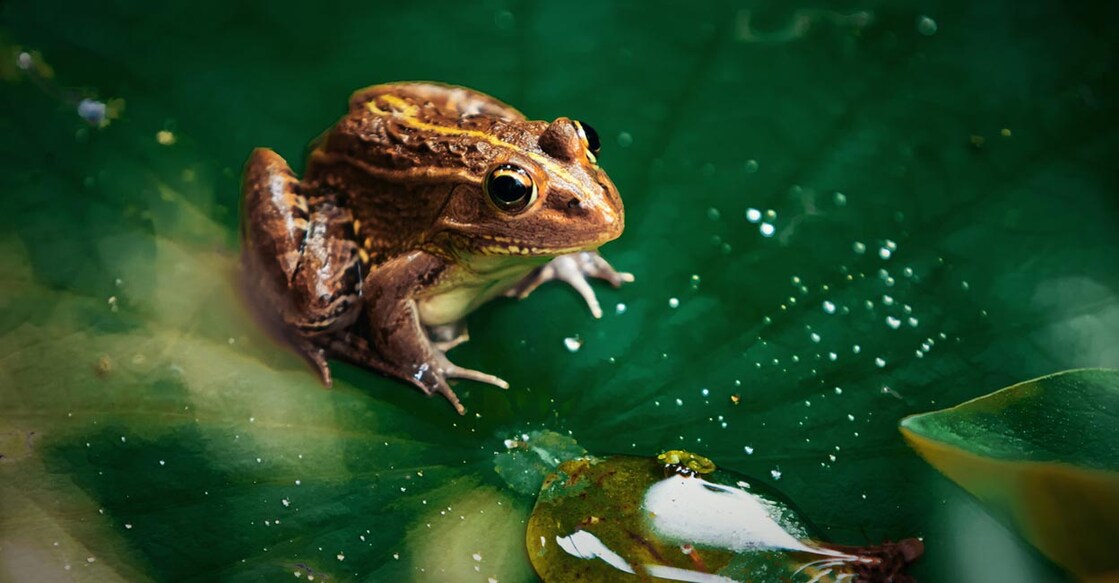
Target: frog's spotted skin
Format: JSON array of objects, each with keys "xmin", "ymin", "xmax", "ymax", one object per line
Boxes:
[{"xmin": 241, "ymin": 82, "xmax": 630, "ymax": 414}]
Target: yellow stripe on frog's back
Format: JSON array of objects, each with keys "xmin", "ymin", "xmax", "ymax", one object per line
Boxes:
[{"xmin": 367, "ymin": 94, "xmax": 610, "ymax": 214}]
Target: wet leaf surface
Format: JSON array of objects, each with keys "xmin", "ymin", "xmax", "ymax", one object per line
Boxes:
[{"xmin": 1, "ymin": 0, "xmax": 1117, "ymax": 581}]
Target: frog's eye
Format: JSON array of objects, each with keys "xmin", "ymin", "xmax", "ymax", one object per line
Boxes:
[
  {"xmin": 485, "ymin": 164, "xmax": 537, "ymax": 213},
  {"xmin": 573, "ymin": 120, "xmax": 601, "ymax": 162}
]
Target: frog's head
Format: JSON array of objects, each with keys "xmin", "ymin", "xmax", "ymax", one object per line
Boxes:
[{"xmin": 435, "ymin": 117, "xmax": 625, "ymax": 258}]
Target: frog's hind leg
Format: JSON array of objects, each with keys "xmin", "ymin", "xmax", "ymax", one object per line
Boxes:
[
  {"xmin": 241, "ymin": 148, "xmax": 364, "ymax": 385},
  {"xmin": 505, "ymin": 251, "xmax": 634, "ymax": 318}
]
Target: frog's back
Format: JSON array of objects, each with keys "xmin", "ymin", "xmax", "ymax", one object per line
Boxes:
[{"xmin": 303, "ymin": 83, "xmax": 537, "ymax": 263}]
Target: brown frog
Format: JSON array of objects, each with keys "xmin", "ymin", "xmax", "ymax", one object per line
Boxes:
[{"xmin": 241, "ymin": 82, "xmax": 630, "ymax": 414}]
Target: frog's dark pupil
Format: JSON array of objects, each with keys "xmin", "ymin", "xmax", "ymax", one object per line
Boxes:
[
  {"xmin": 578, "ymin": 121, "xmax": 601, "ymax": 155},
  {"xmin": 491, "ymin": 174, "xmax": 527, "ymax": 203}
]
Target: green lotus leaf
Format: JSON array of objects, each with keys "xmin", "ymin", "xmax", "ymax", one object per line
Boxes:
[
  {"xmin": 1, "ymin": 0, "xmax": 1117, "ymax": 581},
  {"xmin": 900, "ymin": 369, "xmax": 1119, "ymax": 579}
]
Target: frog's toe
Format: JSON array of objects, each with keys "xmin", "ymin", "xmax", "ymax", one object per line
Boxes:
[
  {"xmin": 443, "ymin": 361, "xmax": 509, "ymax": 390},
  {"xmin": 433, "ymin": 380, "xmax": 467, "ymax": 415}
]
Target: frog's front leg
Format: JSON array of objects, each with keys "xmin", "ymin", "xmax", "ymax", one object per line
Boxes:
[
  {"xmin": 241, "ymin": 148, "xmax": 363, "ymax": 384},
  {"xmin": 504, "ymin": 251, "xmax": 634, "ymax": 318},
  {"xmin": 340, "ymin": 251, "xmax": 506, "ymax": 414}
]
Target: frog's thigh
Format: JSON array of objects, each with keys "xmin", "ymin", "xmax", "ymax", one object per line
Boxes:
[{"xmin": 242, "ymin": 148, "xmax": 362, "ymax": 333}]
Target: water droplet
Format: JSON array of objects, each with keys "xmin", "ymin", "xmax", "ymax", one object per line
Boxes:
[
  {"xmin": 875, "ymin": 357, "xmax": 886, "ymax": 368},
  {"xmin": 156, "ymin": 130, "xmax": 176, "ymax": 146},
  {"xmin": 770, "ymin": 468, "xmax": 782, "ymax": 480},
  {"xmin": 759, "ymin": 223, "xmax": 775, "ymax": 237},
  {"xmin": 810, "ymin": 332, "xmax": 821, "ymax": 343},
  {"xmin": 745, "ymin": 208, "xmax": 762, "ymax": 223},
  {"xmin": 834, "ymin": 192, "xmax": 847, "ymax": 206},
  {"xmin": 617, "ymin": 132, "xmax": 633, "ymax": 147},
  {"xmin": 917, "ymin": 15, "xmax": 938, "ymax": 36},
  {"xmin": 828, "ymin": 352, "xmax": 838, "ymax": 361},
  {"xmin": 473, "ymin": 553, "xmax": 483, "ymax": 562},
  {"xmin": 879, "ymin": 247, "xmax": 892, "ymax": 260},
  {"xmin": 744, "ymin": 159, "xmax": 759, "ymax": 173},
  {"xmin": 706, "ymin": 207, "xmax": 721, "ymax": 220},
  {"xmin": 668, "ymin": 297, "xmax": 680, "ymax": 309},
  {"xmin": 700, "ymin": 388, "xmax": 710, "ymax": 397},
  {"xmin": 336, "ymin": 553, "xmax": 345, "ymax": 561},
  {"xmin": 675, "ymin": 398, "xmax": 684, "ymax": 406},
  {"xmin": 563, "ymin": 336, "xmax": 583, "ymax": 352},
  {"xmin": 853, "ymin": 241, "xmax": 866, "ymax": 254},
  {"xmin": 907, "ymin": 317, "xmax": 919, "ymax": 327},
  {"xmin": 847, "ymin": 414, "xmax": 856, "ymax": 421},
  {"xmin": 822, "ymin": 300, "xmax": 836, "ymax": 314},
  {"xmin": 743, "ymin": 445, "xmax": 754, "ymax": 454},
  {"xmin": 77, "ymin": 99, "xmax": 107, "ymax": 126},
  {"xmin": 882, "ymin": 295, "xmax": 895, "ymax": 306},
  {"xmin": 282, "ymin": 498, "xmax": 290, "ymax": 507},
  {"xmin": 886, "ymin": 316, "xmax": 901, "ymax": 329},
  {"xmin": 852, "ymin": 344, "xmax": 861, "ymax": 354},
  {"xmin": 615, "ymin": 303, "xmax": 627, "ymax": 315}
]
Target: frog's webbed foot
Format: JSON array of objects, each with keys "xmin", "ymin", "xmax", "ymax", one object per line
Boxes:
[
  {"xmin": 504, "ymin": 251, "xmax": 634, "ymax": 318},
  {"xmin": 345, "ymin": 251, "xmax": 510, "ymax": 415}
]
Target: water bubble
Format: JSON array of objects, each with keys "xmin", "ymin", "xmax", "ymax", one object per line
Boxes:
[
  {"xmin": 822, "ymin": 300, "xmax": 836, "ymax": 314},
  {"xmin": 828, "ymin": 352, "xmax": 838, "ymax": 361},
  {"xmin": 77, "ymin": 99, "xmax": 107, "ymax": 126},
  {"xmin": 834, "ymin": 192, "xmax": 847, "ymax": 206},
  {"xmin": 563, "ymin": 336, "xmax": 583, "ymax": 352},
  {"xmin": 706, "ymin": 207, "xmax": 721, "ymax": 220},
  {"xmin": 743, "ymin": 445, "xmax": 754, "ymax": 455},
  {"xmin": 615, "ymin": 303, "xmax": 627, "ymax": 315},
  {"xmin": 701, "ymin": 388, "xmax": 710, "ymax": 397},
  {"xmin": 852, "ymin": 344, "xmax": 861, "ymax": 354},
  {"xmin": 744, "ymin": 159, "xmax": 759, "ymax": 173},
  {"xmin": 847, "ymin": 414, "xmax": 856, "ymax": 421},
  {"xmin": 907, "ymin": 317, "xmax": 919, "ymax": 327},
  {"xmin": 617, "ymin": 132, "xmax": 633, "ymax": 147},
  {"xmin": 675, "ymin": 398, "xmax": 684, "ymax": 406},
  {"xmin": 886, "ymin": 316, "xmax": 901, "ymax": 329},
  {"xmin": 879, "ymin": 247, "xmax": 892, "ymax": 260},
  {"xmin": 917, "ymin": 15, "xmax": 938, "ymax": 36},
  {"xmin": 853, "ymin": 241, "xmax": 866, "ymax": 254},
  {"xmin": 882, "ymin": 294, "xmax": 895, "ymax": 306},
  {"xmin": 770, "ymin": 468, "xmax": 782, "ymax": 480},
  {"xmin": 875, "ymin": 357, "xmax": 886, "ymax": 368},
  {"xmin": 668, "ymin": 297, "xmax": 680, "ymax": 309},
  {"xmin": 834, "ymin": 387, "xmax": 843, "ymax": 395},
  {"xmin": 764, "ymin": 209, "xmax": 777, "ymax": 221},
  {"xmin": 810, "ymin": 332, "xmax": 821, "ymax": 343},
  {"xmin": 745, "ymin": 208, "xmax": 762, "ymax": 223},
  {"xmin": 759, "ymin": 223, "xmax": 776, "ymax": 237}
]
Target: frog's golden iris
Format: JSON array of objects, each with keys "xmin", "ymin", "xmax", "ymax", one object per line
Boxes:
[{"xmin": 484, "ymin": 164, "xmax": 537, "ymax": 213}]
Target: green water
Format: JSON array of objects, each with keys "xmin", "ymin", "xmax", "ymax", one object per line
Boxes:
[{"xmin": 1, "ymin": 1, "xmax": 1116, "ymax": 581}]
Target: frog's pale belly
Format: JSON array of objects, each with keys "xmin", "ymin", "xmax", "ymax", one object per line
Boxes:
[{"xmin": 415, "ymin": 259, "xmax": 541, "ymax": 326}]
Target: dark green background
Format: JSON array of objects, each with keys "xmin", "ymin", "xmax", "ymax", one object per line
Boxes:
[{"xmin": 1, "ymin": 1, "xmax": 1116, "ymax": 581}]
